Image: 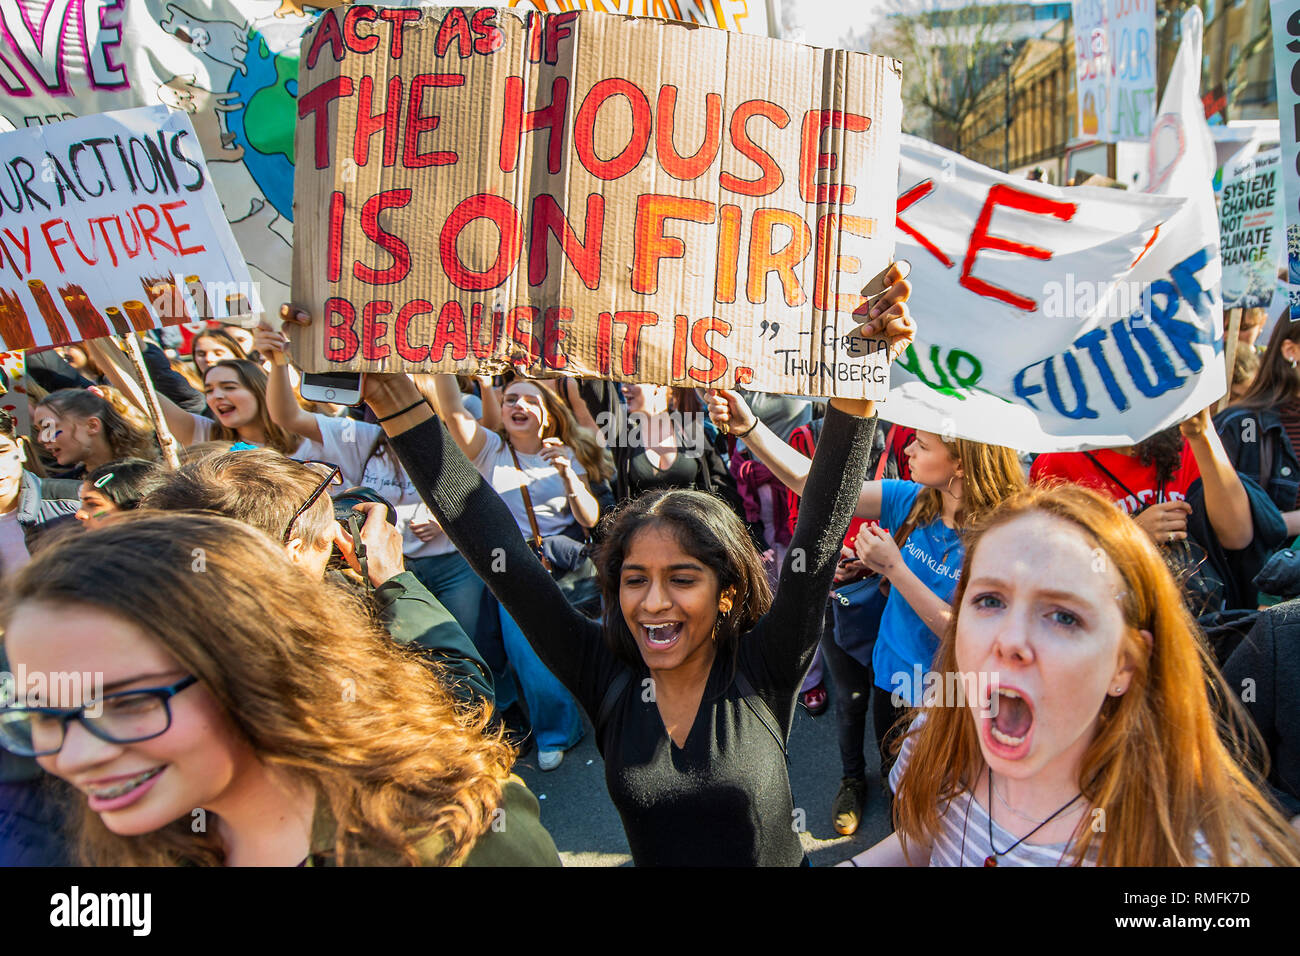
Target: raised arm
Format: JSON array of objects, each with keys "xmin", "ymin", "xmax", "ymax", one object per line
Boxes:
[
  {"xmin": 81, "ymin": 336, "xmax": 197, "ymax": 446},
  {"xmin": 706, "ymin": 390, "xmax": 885, "ymax": 521},
  {"xmin": 428, "ymin": 372, "xmax": 490, "ymax": 461},
  {"xmin": 351, "ymin": 369, "xmax": 612, "ymax": 710},
  {"xmin": 255, "ymin": 320, "xmax": 323, "ymax": 444},
  {"xmin": 1182, "ymin": 407, "xmax": 1253, "ymax": 551}
]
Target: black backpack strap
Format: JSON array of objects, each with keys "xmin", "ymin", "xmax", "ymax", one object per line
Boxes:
[
  {"xmin": 734, "ymin": 668, "xmax": 789, "ymax": 764},
  {"xmin": 596, "ymin": 669, "xmax": 633, "ymax": 730}
]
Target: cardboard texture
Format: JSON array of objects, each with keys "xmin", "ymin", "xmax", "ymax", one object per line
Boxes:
[
  {"xmin": 0, "ymin": 105, "xmax": 257, "ymax": 351},
  {"xmin": 291, "ymin": 5, "xmax": 902, "ymax": 398}
]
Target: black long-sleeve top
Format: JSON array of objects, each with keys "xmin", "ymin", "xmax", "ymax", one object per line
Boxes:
[{"xmin": 390, "ymin": 405, "xmax": 875, "ymax": 865}]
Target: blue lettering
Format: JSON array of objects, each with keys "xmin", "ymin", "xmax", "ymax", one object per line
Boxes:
[
  {"xmin": 1043, "ymin": 351, "xmax": 1098, "ymax": 419},
  {"xmin": 1147, "ymin": 277, "xmax": 1206, "ymax": 371},
  {"xmin": 1074, "ymin": 327, "xmax": 1129, "ymax": 411},
  {"xmin": 1113, "ymin": 312, "xmax": 1183, "ymax": 398},
  {"xmin": 1013, "ymin": 360, "xmax": 1045, "ymax": 409}
]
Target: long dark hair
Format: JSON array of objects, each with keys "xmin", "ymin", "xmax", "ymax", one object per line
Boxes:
[
  {"xmin": 204, "ymin": 360, "xmax": 299, "ymax": 456},
  {"xmin": 1232, "ymin": 305, "xmax": 1300, "ymax": 411},
  {"xmin": 1130, "ymin": 425, "xmax": 1185, "ymax": 489},
  {"xmin": 595, "ymin": 489, "xmax": 771, "ymax": 670}
]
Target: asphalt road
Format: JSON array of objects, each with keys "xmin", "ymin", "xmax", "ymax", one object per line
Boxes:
[{"xmin": 514, "ymin": 688, "xmax": 894, "ymax": 867}]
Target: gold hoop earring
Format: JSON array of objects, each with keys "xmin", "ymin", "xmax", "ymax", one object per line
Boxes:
[{"xmin": 946, "ymin": 475, "xmax": 957, "ymax": 495}]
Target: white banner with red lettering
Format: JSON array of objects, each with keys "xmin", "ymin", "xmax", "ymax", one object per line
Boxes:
[{"xmin": 886, "ymin": 8, "xmax": 1222, "ymax": 452}]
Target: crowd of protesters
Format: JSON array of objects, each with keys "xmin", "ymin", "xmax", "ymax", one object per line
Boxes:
[{"xmin": 1, "ymin": 284, "xmax": 1299, "ymax": 868}]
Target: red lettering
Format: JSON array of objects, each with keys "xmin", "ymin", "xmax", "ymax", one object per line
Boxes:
[
  {"xmin": 507, "ymin": 306, "xmax": 540, "ymax": 366},
  {"xmin": 355, "ymin": 188, "xmax": 413, "ymax": 286},
  {"xmin": 896, "ymin": 179, "xmax": 953, "ymax": 268},
  {"xmin": 361, "ymin": 300, "xmax": 392, "ymax": 360},
  {"xmin": 355, "ymin": 75, "xmax": 402, "ymax": 168},
  {"xmin": 960, "ymin": 184, "xmax": 1076, "ymax": 311},
  {"xmin": 746, "ymin": 208, "xmax": 811, "ymax": 306},
  {"xmin": 596, "ymin": 310, "xmax": 613, "ymax": 374},
  {"xmin": 159, "ymin": 200, "xmax": 205, "ymax": 256},
  {"xmin": 672, "ymin": 313, "xmax": 688, "ymax": 379},
  {"xmin": 378, "ymin": 8, "xmax": 421, "ymax": 57},
  {"xmin": 542, "ymin": 307, "xmax": 571, "ymax": 370},
  {"xmin": 656, "ymin": 86, "xmax": 721, "ymax": 181},
  {"xmin": 469, "ymin": 302, "xmax": 503, "ymax": 358},
  {"xmin": 499, "ymin": 75, "xmax": 568, "ymax": 175},
  {"xmin": 435, "ymin": 7, "xmax": 473, "ymax": 56},
  {"xmin": 613, "ymin": 310, "xmax": 658, "ymax": 376},
  {"xmin": 327, "ymin": 191, "xmax": 345, "ymax": 282},
  {"xmin": 342, "ymin": 6, "xmax": 379, "ymax": 53},
  {"xmin": 324, "ymin": 297, "xmax": 359, "ymax": 362},
  {"xmin": 404, "ymin": 73, "xmax": 464, "ymax": 168},
  {"xmin": 431, "ymin": 300, "xmax": 470, "ymax": 361},
  {"xmin": 715, "ymin": 204, "xmax": 742, "ymax": 304},
  {"xmin": 439, "ymin": 193, "xmax": 522, "ymax": 291},
  {"xmin": 798, "ymin": 110, "xmax": 870, "ymax": 204},
  {"xmin": 525, "ymin": 11, "xmax": 543, "ymax": 63},
  {"xmin": 40, "ymin": 219, "xmax": 68, "ymax": 271},
  {"xmin": 305, "ymin": 9, "xmax": 345, "ymax": 69},
  {"xmin": 470, "ymin": 8, "xmax": 504, "ymax": 54},
  {"xmin": 545, "ymin": 11, "xmax": 577, "ymax": 64},
  {"xmin": 529, "ymin": 193, "xmax": 604, "ymax": 290},
  {"xmin": 720, "ymin": 100, "xmax": 787, "ymax": 198},
  {"xmin": 298, "ymin": 75, "xmax": 354, "ymax": 170},
  {"xmin": 632, "ymin": 195, "xmax": 716, "ymax": 295},
  {"xmin": 688, "ymin": 317, "xmax": 730, "ymax": 384},
  {"xmin": 395, "ymin": 299, "xmax": 433, "ymax": 362},
  {"xmin": 133, "ymin": 204, "xmax": 175, "ymax": 257},
  {"xmin": 813, "ymin": 214, "xmax": 877, "ymax": 313},
  {"xmin": 574, "ymin": 78, "xmax": 652, "ymax": 181}
]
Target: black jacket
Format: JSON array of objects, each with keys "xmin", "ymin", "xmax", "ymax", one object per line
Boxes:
[
  {"xmin": 1221, "ymin": 600, "xmax": 1300, "ymax": 817},
  {"xmin": 1215, "ymin": 405, "xmax": 1300, "ymax": 513}
]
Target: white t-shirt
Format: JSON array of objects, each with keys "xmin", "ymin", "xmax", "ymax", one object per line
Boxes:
[
  {"xmin": 0, "ymin": 508, "xmax": 29, "ymax": 578},
  {"xmin": 312, "ymin": 414, "xmax": 452, "ymax": 558},
  {"xmin": 187, "ymin": 412, "xmax": 318, "ymax": 459},
  {"xmin": 472, "ymin": 430, "xmax": 585, "ymax": 539}
]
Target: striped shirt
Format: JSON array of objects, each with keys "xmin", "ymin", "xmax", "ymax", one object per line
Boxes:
[
  {"xmin": 889, "ymin": 724, "xmax": 1214, "ymax": 866},
  {"xmin": 889, "ymin": 730, "xmax": 1093, "ymax": 867}
]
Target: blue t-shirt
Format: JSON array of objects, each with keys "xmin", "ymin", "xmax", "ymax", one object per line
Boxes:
[{"xmin": 871, "ymin": 480, "xmax": 964, "ymax": 702}]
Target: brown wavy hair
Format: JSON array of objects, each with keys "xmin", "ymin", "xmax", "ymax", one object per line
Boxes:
[
  {"xmin": 892, "ymin": 484, "xmax": 1300, "ymax": 866},
  {"xmin": 204, "ymin": 359, "xmax": 299, "ymax": 457},
  {"xmin": 36, "ymin": 387, "xmax": 158, "ymax": 462},
  {"xmin": 1232, "ymin": 304, "xmax": 1300, "ymax": 411},
  {"xmin": 500, "ymin": 376, "xmax": 613, "ymax": 482},
  {"xmin": 905, "ymin": 433, "xmax": 1026, "ymax": 530},
  {"xmin": 0, "ymin": 512, "xmax": 515, "ymax": 866}
]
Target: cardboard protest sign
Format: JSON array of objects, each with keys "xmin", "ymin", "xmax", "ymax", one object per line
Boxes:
[
  {"xmin": 290, "ymin": 6, "xmax": 902, "ymax": 399},
  {"xmin": 0, "ymin": 106, "xmax": 256, "ymax": 351},
  {"xmin": 1072, "ymin": 0, "xmax": 1157, "ymax": 143},
  {"xmin": 503, "ymin": 0, "xmax": 770, "ymax": 34},
  {"xmin": 885, "ymin": 9, "xmax": 1222, "ymax": 452},
  {"xmin": 0, "ymin": 1, "xmax": 775, "ymax": 312},
  {"xmin": 1219, "ymin": 146, "xmax": 1282, "ymax": 309},
  {"xmin": 1273, "ymin": 0, "xmax": 1300, "ymax": 321}
]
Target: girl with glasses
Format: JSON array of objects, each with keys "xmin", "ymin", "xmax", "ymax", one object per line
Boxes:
[{"xmin": 0, "ymin": 512, "xmax": 558, "ymax": 866}]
